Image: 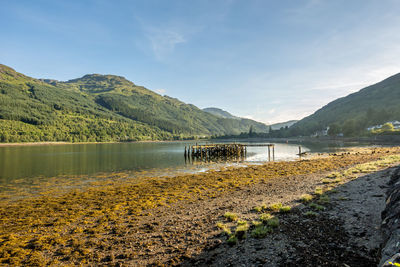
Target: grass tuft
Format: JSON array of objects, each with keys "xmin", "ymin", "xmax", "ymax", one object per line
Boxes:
[
  {"xmin": 269, "ymin": 203, "xmax": 283, "ymax": 211},
  {"xmin": 279, "ymin": 206, "xmax": 291, "ymax": 213},
  {"xmin": 253, "ymin": 206, "xmax": 262, "ymax": 213},
  {"xmin": 227, "ymin": 235, "xmax": 238, "ymax": 246},
  {"xmin": 309, "ymin": 203, "xmax": 325, "ymax": 211},
  {"xmin": 224, "ymin": 212, "xmax": 238, "ymax": 222},
  {"xmin": 300, "ymin": 194, "xmax": 313, "ymax": 203},
  {"xmin": 305, "ymin": 211, "xmax": 317, "ymax": 217},
  {"xmin": 314, "ymin": 187, "xmax": 323, "ymax": 196},
  {"xmin": 317, "ymin": 195, "xmax": 330, "ymax": 204},
  {"xmin": 266, "ymin": 217, "xmax": 279, "ymax": 228},
  {"xmin": 216, "ymin": 222, "xmax": 231, "ymax": 236},
  {"xmin": 235, "ymin": 222, "xmax": 249, "ymax": 239},
  {"xmin": 251, "ymin": 225, "xmax": 271, "ymax": 238},
  {"xmin": 259, "ymin": 213, "xmax": 273, "ymax": 223}
]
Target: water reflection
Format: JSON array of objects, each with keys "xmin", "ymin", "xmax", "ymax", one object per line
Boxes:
[{"xmin": 0, "ymin": 140, "xmax": 351, "ymax": 184}]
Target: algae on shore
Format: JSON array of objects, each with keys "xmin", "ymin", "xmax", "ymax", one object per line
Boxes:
[{"xmin": 1, "ymin": 147, "xmax": 400, "ymax": 265}]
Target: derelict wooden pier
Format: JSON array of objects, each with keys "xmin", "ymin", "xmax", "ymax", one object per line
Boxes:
[{"xmin": 184, "ymin": 143, "xmax": 275, "ymax": 162}]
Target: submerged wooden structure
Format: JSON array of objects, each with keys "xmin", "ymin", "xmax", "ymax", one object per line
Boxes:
[{"xmin": 184, "ymin": 143, "xmax": 275, "ymax": 162}]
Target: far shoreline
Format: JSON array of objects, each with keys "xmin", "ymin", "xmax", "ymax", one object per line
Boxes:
[
  {"xmin": 1, "ymin": 134, "xmax": 400, "ymax": 147},
  {"xmin": 0, "ymin": 139, "xmax": 198, "ymax": 147}
]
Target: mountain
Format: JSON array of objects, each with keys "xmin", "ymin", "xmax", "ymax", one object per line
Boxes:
[
  {"xmin": 0, "ymin": 64, "xmax": 269, "ymax": 142},
  {"xmin": 290, "ymin": 73, "xmax": 400, "ymax": 136},
  {"xmin": 270, "ymin": 120, "xmax": 298, "ymax": 130},
  {"xmin": 203, "ymin": 107, "xmax": 269, "ymax": 133},
  {"xmin": 202, "ymin": 107, "xmax": 239, "ymax": 119}
]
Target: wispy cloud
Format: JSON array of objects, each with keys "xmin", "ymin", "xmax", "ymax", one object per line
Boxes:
[{"xmin": 146, "ymin": 28, "xmax": 186, "ymax": 60}]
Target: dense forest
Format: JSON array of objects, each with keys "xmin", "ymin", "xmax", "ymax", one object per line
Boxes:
[{"xmin": 0, "ymin": 64, "xmax": 269, "ymax": 143}]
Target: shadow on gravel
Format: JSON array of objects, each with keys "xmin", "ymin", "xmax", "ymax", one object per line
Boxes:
[{"xmin": 180, "ymin": 168, "xmax": 393, "ymax": 267}]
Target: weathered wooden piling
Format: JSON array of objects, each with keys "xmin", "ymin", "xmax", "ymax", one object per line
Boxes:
[{"xmin": 184, "ymin": 143, "xmax": 275, "ymax": 162}]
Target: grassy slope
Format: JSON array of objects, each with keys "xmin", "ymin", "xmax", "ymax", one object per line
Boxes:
[
  {"xmin": 0, "ymin": 64, "xmax": 268, "ymax": 142},
  {"xmin": 291, "ymin": 73, "xmax": 400, "ymax": 135}
]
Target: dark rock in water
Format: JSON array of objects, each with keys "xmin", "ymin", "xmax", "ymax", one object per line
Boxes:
[{"xmin": 380, "ymin": 166, "xmax": 400, "ymax": 266}]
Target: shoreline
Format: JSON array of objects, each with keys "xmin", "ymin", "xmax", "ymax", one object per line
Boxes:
[
  {"xmin": 0, "ymin": 139, "xmax": 197, "ymax": 147},
  {"xmin": 2, "ymin": 134, "xmax": 400, "ymax": 147},
  {"xmin": 1, "ymin": 147, "xmax": 400, "ymax": 265}
]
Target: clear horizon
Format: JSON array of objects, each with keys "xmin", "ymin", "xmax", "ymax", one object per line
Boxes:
[{"xmin": 1, "ymin": 0, "xmax": 400, "ymax": 124}]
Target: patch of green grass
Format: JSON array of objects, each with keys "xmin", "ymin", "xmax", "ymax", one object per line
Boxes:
[
  {"xmin": 253, "ymin": 206, "xmax": 262, "ymax": 213},
  {"xmin": 252, "ymin": 220, "xmax": 263, "ymax": 227},
  {"xmin": 235, "ymin": 222, "xmax": 249, "ymax": 239},
  {"xmin": 269, "ymin": 203, "xmax": 283, "ymax": 211},
  {"xmin": 314, "ymin": 188, "xmax": 323, "ymax": 196},
  {"xmin": 326, "ymin": 172, "xmax": 341, "ymax": 178},
  {"xmin": 236, "ymin": 224, "xmax": 249, "ymax": 232},
  {"xmin": 322, "ymin": 178, "xmax": 342, "ymax": 184},
  {"xmin": 259, "ymin": 213, "xmax": 273, "ymax": 223},
  {"xmin": 266, "ymin": 217, "xmax": 279, "ymax": 228},
  {"xmin": 300, "ymin": 194, "xmax": 313, "ymax": 203},
  {"xmin": 279, "ymin": 206, "xmax": 291, "ymax": 213},
  {"xmin": 309, "ymin": 203, "xmax": 325, "ymax": 211},
  {"xmin": 237, "ymin": 219, "xmax": 247, "ymax": 226},
  {"xmin": 224, "ymin": 212, "xmax": 238, "ymax": 222},
  {"xmin": 227, "ymin": 235, "xmax": 238, "ymax": 246},
  {"xmin": 216, "ymin": 222, "xmax": 231, "ymax": 236},
  {"xmin": 251, "ymin": 225, "xmax": 271, "ymax": 238},
  {"xmin": 317, "ymin": 195, "xmax": 330, "ymax": 204},
  {"xmin": 305, "ymin": 211, "xmax": 317, "ymax": 217}
]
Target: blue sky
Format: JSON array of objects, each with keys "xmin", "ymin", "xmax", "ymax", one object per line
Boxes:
[{"xmin": 1, "ymin": 0, "xmax": 400, "ymax": 124}]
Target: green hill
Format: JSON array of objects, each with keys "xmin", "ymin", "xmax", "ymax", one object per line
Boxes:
[
  {"xmin": 203, "ymin": 107, "xmax": 239, "ymax": 119},
  {"xmin": 203, "ymin": 107, "xmax": 269, "ymax": 132},
  {"xmin": 270, "ymin": 120, "xmax": 298, "ymax": 130},
  {"xmin": 0, "ymin": 64, "xmax": 268, "ymax": 142},
  {"xmin": 290, "ymin": 73, "xmax": 400, "ymax": 136}
]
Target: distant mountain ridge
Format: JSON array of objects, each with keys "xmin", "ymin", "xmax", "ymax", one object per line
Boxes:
[
  {"xmin": 0, "ymin": 64, "xmax": 269, "ymax": 142},
  {"xmin": 202, "ymin": 107, "xmax": 239, "ymax": 119},
  {"xmin": 203, "ymin": 107, "xmax": 269, "ymax": 133},
  {"xmin": 270, "ymin": 120, "xmax": 298, "ymax": 130}
]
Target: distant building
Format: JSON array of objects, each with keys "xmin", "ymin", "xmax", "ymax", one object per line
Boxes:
[
  {"xmin": 390, "ymin": 121, "xmax": 400, "ymax": 129},
  {"xmin": 312, "ymin": 126, "xmax": 329, "ymax": 137}
]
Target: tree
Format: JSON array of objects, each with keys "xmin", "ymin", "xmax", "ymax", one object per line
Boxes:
[
  {"xmin": 328, "ymin": 123, "xmax": 341, "ymax": 136},
  {"xmin": 381, "ymin": 122, "xmax": 394, "ymax": 132},
  {"xmin": 249, "ymin": 125, "xmax": 254, "ymax": 137},
  {"xmin": 342, "ymin": 120, "xmax": 357, "ymax": 137}
]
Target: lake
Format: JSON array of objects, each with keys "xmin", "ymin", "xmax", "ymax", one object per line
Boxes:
[{"xmin": 0, "ymin": 140, "xmax": 349, "ymax": 197}]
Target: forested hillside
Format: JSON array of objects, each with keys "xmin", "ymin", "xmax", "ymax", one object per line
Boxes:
[
  {"xmin": 0, "ymin": 64, "xmax": 268, "ymax": 142},
  {"xmin": 203, "ymin": 107, "xmax": 269, "ymax": 132},
  {"xmin": 288, "ymin": 73, "xmax": 400, "ymax": 136}
]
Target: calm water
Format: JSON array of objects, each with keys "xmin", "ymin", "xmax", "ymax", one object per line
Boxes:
[{"xmin": 0, "ymin": 140, "xmax": 351, "ymax": 194}]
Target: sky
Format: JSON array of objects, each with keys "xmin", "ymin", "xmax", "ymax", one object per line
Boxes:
[{"xmin": 1, "ymin": 0, "xmax": 400, "ymax": 124}]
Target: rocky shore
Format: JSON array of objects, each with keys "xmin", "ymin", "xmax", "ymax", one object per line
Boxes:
[
  {"xmin": 1, "ymin": 147, "xmax": 400, "ymax": 266},
  {"xmin": 380, "ymin": 167, "xmax": 400, "ymax": 266}
]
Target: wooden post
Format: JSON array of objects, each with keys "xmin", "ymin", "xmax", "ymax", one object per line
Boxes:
[
  {"xmin": 272, "ymin": 145, "xmax": 275, "ymax": 161},
  {"xmin": 184, "ymin": 146, "xmax": 187, "ymax": 159},
  {"xmin": 299, "ymin": 146, "xmax": 301, "ymax": 158},
  {"xmin": 268, "ymin": 146, "xmax": 271, "ymax": 161}
]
